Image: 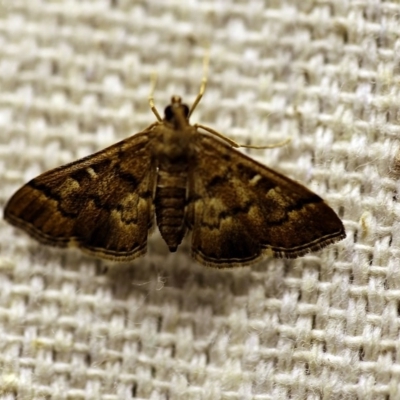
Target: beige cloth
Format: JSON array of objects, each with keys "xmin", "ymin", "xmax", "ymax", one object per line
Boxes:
[{"xmin": 0, "ymin": 1, "xmax": 397, "ymax": 399}]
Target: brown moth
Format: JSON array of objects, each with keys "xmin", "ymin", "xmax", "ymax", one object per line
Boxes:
[{"xmin": 3, "ymin": 78, "xmax": 345, "ymax": 267}]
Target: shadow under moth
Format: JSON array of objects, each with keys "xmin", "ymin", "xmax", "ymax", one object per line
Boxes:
[{"xmin": 4, "ymin": 78, "xmax": 346, "ymax": 267}]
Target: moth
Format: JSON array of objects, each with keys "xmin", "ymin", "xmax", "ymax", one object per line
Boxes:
[{"xmin": 4, "ymin": 77, "xmax": 346, "ymax": 267}]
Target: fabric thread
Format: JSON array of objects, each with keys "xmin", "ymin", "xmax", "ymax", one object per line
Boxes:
[{"xmin": 0, "ymin": 1, "xmax": 398, "ymax": 399}]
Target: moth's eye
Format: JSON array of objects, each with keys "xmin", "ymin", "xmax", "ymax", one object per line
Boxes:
[
  {"xmin": 164, "ymin": 105, "xmax": 174, "ymax": 121},
  {"xmin": 181, "ymin": 104, "xmax": 189, "ymax": 117}
]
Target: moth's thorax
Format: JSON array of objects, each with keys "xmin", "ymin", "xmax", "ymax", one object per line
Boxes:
[{"xmin": 150, "ymin": 97, "xmax": 196, "ymax": 161}]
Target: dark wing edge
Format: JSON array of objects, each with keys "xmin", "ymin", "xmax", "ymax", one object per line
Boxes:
[
  {"xmin": 186, "ymin": 133, "xmax": 346, "ymax": 268},
  {"xmin": 4, "ymin": 128, "xmax": 157, "ymax": 261},
  {"xmin": 193, "ymin": 223, "xmax": 346, "ymax": 268}
]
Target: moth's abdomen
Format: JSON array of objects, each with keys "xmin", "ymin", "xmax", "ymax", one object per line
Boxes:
[{"xmin": 155, "ymin": 168, "xmax": 187, "ymax": 251}]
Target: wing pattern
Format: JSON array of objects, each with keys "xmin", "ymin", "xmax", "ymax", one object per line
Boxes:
[
  {"xmin": 186, "ymin": 134, "xmax": 346, "ymax": 267},
  {"xmin": 4, "ymin": 129, "xmax": 156, "ymax": 261}
]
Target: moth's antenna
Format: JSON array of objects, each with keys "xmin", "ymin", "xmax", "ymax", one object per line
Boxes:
[
  {"xmin": 188, "ymin": 49, "xmax": 210, "ymax": 118},
  {"xmin": 149, "ymin": 72, "xmax": 163, "ymax": 122}
]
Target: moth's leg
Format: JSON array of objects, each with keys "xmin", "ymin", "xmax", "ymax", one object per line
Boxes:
[
  {"xmin": 195, "ymin": 124, "xmax": 291, "ymax": 149},
  {"xmin": 239, "ymin": 137, "xmax": 291, "ymax": 149},
  {"xmin": 188, "ymin": 50, "xmax": 210, "ymax": 118},
  {"xmin": 148, "ymin": 72, "xmax": 163, "ymax": 122}
]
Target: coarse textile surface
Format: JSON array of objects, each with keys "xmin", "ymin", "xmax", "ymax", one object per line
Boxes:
[{"xmin": 0, "ymin": 1, "xmax": 398, "ymax": 399}]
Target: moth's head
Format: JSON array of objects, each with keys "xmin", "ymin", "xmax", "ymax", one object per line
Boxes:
[{"xmin": 164, "ymin": 96, "xmax": 190, "ymax": 126}]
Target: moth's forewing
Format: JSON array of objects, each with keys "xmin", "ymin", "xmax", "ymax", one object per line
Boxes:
[
  {"xmin": 4, "ymin": 129, "xmax": 157, "ymax": 261},
  {"xmin": 185, "ymin": 133, "xmax": 345, "ymax": 267}
]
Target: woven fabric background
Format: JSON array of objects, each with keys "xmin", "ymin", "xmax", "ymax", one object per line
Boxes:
[{"xmin": 0, "ymin": 0, "xmax": 398, "ymax": 399}]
